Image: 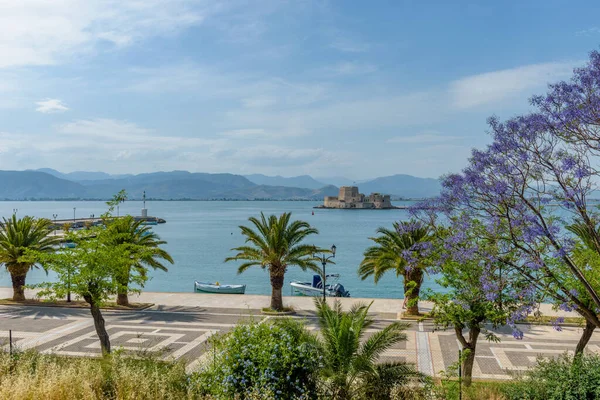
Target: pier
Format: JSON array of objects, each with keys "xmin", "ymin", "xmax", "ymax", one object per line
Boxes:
[{"xmin": 50, "ymin": 215, "xmax": 165, "ymax": 231}]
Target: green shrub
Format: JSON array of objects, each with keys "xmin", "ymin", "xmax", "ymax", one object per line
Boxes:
[
  {"xmin": 501, "ymin": 354, "xmax": 600, "ymax": 400},
  {"xmin": 198, "ymin": 318, "xmax": 321, "ymax": 399}
]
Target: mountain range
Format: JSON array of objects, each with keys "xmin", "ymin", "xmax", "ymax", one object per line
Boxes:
[{"xmin": 0, "ymin": 169, "xmax": 442, "ymax": 200}]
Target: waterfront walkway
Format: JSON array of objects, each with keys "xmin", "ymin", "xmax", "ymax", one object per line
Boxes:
[{"xmin": 1, "ymin": 288, "xmax": 598, "ymax": 380}]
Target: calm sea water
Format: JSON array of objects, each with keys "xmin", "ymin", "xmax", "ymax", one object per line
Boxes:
[{"xmin": 0, "ymin": 201, "xmax": 442, "ymax": 299}]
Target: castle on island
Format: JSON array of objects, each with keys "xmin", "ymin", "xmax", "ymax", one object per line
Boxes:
[{"xmin": 316, "ymin": 186, "xmax": 395, "ymax": 209}]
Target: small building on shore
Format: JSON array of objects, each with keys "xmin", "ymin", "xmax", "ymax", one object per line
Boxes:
[{"xmin": 318, "ymin": 186, "xmax": 394, "ymax": 209}]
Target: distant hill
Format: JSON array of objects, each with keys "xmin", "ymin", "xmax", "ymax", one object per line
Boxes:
[
  {"xmin": 83, "ymin": 172, "xmax": 257, "ymax": 199},
  {"xmin": 245, "ymin": 174, "xmax": 327, "ymax": 189},
  {"xmin": 34, "ymin": 168, "xmax": 132, "ymax": 181},
  {"xmin": 1, "ymin": 169, "xmax": 441, "ymax": 200},
  {"xmin": 360, "ymin": 174, "xmax": 441, "ymax": 198},
  {"xmin": 221, "ymin": 184, "xmax": 339, "ymax": 200},
  {"xmin": 0, "ymin": 170, "xmax": 340, "ymax": 200},
  {"xmin": 0, "ymin": 171, "xmax": 86, "ymax": 199},
  {"xmin": 315, "ymin": 176, "xmax": 357, "ymax": 187}
]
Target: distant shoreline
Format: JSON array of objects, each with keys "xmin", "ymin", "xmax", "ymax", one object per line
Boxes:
[{"xmin": 0, "ymin": 198, "xmax": 429, "ymax": 202}]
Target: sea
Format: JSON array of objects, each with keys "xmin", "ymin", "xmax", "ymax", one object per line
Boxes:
[{"xmin": 0, "ymin": 200, "xmax": 443, "ymax": 299}]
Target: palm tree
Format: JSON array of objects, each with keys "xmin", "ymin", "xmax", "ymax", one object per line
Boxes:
[
  {"xmin": 106, "ymin": 216, "xmax": 173, "ymax": 306},
  {"xmin": 314, "ymin": 298, "xmax": 420, "ymax": 399},
  {"xmin": 566, "ymin": 217, "xmax": 600, "ymax": 354},
  {"xmin": 358, "ymin": 220, "xmax": 430, "ymax": 315},
  {"xmin": 0, "ymin": 215, "xmax": 59, "ymax": 301},
  {"xmin": 225, "ymin": 212, "xmax": 320, "ymax": 311}
]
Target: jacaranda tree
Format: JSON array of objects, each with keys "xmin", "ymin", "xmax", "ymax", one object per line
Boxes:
[
  {"xmin": 424, "ymin": 221, "xmax": 532, "ymax": 386},
  {"xmin": 418, "ymin": 50, "xmax": 600, "ymax": 354}
]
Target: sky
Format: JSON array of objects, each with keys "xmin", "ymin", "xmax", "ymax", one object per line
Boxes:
[{"xmin": 1, "ymin": 0, "xmax": 599, "ymax": 180}]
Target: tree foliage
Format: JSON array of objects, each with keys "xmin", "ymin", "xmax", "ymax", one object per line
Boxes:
[
  {"xmin": 358, "ymin": 220, "xmax": 430, "ymax": 315},
  {"xmin": 105, "ymin": 215, "xmax": 173, "ymax": 306},
  {"xmin": 225, "ymin": 212, "xmax": 322, "ymax": 311},
  {"xmin": 0, "ymin": 215, "xmax": 59, "ymax": 300},
  {"xmin": 314, "ymin": 298, "xmax": 422, "ymax": 399},
  {"xmin": 412, "ymin": 50, "xmax": 600, "ymax": 352}
]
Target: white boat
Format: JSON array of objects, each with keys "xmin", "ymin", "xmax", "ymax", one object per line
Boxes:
[
  {"xmin": 290, "ymin": 274, "xmax": 350, "ymax": 297},
  {"xmin": 194, "ymin": 281, "xmax": 246, "ymax": 294}
]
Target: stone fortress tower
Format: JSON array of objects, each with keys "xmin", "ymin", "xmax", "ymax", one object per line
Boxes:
[{"xmin": 322, "ymin": 186, "xmax": 393, "ymax": 209}]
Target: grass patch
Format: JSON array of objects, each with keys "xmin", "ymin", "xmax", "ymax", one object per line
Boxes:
[
  {"xmin": 0, "ymin": 298, "xmax": 153, "ymax": 310},
  {"xmin": 522, "ymin": 315, "xmax": 585, "ymax": 326},
  {"xmin": 434, "ymin": 379, "xmax": 510, "ymax": 400},
  {"xmin": 0, "ymin": 350, "xmax": 204, "ymax": 400},
  {"xmin": 400, "ymin": 312, "xmax": 430, "ymax": 320},
  {"xmin": 260, "ymin": 306, "xmax": 295, "ymax": 315}
]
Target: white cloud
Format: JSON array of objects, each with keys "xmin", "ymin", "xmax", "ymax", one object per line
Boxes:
[
  {"xmin": 35, "ymin": 98, "xmax": 69, "ymax": 114},
  {"xmin": 0, "ymin": 0, "xmax": 206, "ymax": 68},
  {"xmin": 326, "ymin": 62, "xmax": 377, "ymax": 76},
  {"xmin": 449, "ymin": 61, "xmax": 577, "ymax": 109},
  {"xmin": 330, "ymin": 37, "xmax": 370, "ymax": 53},
  {"xmin": 58, "ymin": 118, "xmax": 150, "ymax": 139},
  {"xmin": 576, "ymin": 27, "xmax": 600, "ymax": 36},
  {"xmin": 387, "ymin": 132, "xmax": 462, "ymax": 144}
]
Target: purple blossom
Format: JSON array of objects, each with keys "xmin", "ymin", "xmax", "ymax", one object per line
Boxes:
[{"xmin": 551, "ymin": 317, "xmax": 565, "ymax": 332}]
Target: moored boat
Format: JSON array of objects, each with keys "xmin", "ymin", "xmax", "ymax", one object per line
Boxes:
[
  {"xmin": 194, "ymin": 281, "xmax": 246, "ymax": 294},
  {"xmin": 290, "ymin": 274, "xmax": 350, "ymax": 297}
]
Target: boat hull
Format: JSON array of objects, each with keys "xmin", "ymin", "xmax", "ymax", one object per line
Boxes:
[
  {"xmin": 290, "ymin": 282, "xmax": 348, "ymax": 297},
  {"xmin": 194, "ymin": 281, "xmax": 246, "ymax": 294}
]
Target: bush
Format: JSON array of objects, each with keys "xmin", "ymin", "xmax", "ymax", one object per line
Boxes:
[
  {"xmin": 198, "ymin": 318, "xmax": 321, "ymax": 399},
  {"xmin": 501, "ymin": 354, "xmax": 600, "ymax": 400}
]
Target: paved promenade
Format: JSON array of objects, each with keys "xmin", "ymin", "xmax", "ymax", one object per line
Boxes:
[{"xmin": 1, "ymin": 288, "xmax": 599, "ymax": 379}]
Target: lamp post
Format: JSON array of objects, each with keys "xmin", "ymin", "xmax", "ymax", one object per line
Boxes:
[
  {"xmin": 73, "ymin": 207, "xmax": 76, "ymax": 222},
  {"xmin": 313, "ymin": 244, "xmax": 336, "ymax": 301},
  {"xmin": 53, "ymin": 214, "xmax": 58, "ymax": 236},
  {"xmin": 12, "ymin": 208, "xmax": 18, "ymax": 216}
]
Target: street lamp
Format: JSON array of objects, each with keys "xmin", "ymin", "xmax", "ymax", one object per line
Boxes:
[
  {"xmin": 52, "ymin": 214, "xmax": 58, "ymax": 236},
  {"xmin": 73, "ymin": 207, "xmax": 76, "ymax": 222},
  {"xmin": 313, "ymin": 244, "xmax": 336, "ymax": 301},
  {"xmin": 12, "ymin": 208, "xmax": 18, "ymax": 216}
]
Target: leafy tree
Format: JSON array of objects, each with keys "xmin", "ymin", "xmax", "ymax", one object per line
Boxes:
[
  {"xmin": 425, "ymin": 223, "xmax": 528, "ymax": 386},
  {"xmin": 225, "ymin": 212, "xmax": 321, "ymax": 311},
  {"xmin": 105, "ymin": 216, "xmax": 173, "ymax": 306},
  {"xmin": 0, "ymin": 215, "xmax": 59, "ymax": 300},
  {"xmin": 314, "ymin": 298, "xmax": 420, "ymax": 399},
  {"xmin": 30, "ymin": 226, "xmax": 148, "ymax": 354},
  {"xmin": 358, "ymin": 220, "xmax": 430, "ymax": 315}
]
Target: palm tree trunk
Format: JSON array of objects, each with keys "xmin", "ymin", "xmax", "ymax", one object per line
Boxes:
[
  {"xmin": 84, "ymin": 294, "xmax": 111, "ymax": 355},
  {"xmin": 10, "ymin": 270, "xmax": 27, "ymax": 301},
  {"xmin": 575, "ymin": 320, "xmax": 596, "ymax": 355},
  {"xmin": 116, "ymin": 292, "xmax": 129, "ymax": 307},
  {"xmin": 403, "ymin": 267, "xmax": 423, "ymax": 316},
  {"xmin": 270, "ymin": 274, "xmax": 284, "ymax": 311},
  {"xmin": 115, "ymin": 268, "xmax": 130, "ymax": 306}
]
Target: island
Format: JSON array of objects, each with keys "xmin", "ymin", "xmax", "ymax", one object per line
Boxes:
[{"xmin": 314, "ymin": 186, "xmax": 400, "ymax": 209}]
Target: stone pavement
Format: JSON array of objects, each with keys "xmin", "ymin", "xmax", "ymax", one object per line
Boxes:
[{"xmin": 1, "ymin": 300, "xmax": 599, "ymax": 379}]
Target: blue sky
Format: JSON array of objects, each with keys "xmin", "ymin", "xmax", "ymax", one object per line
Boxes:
[{"xmin": 1, "ymin": 0, "xmax": 599, "ymax": 179}]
